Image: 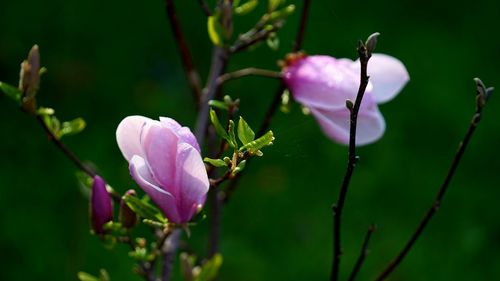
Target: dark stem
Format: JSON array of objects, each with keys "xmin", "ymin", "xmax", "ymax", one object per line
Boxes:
[
  {"xmin": 347, "ymin": 224, "xmax": 376, "ymax": 281},
  {"xmin": 162, "ymin": 229, "xmax": 182, "ymax": 281},
  {"xmin": 35, "ymin": 115, "xmax": 96, "ymax": 177},
  {"xmin": 374, "ymin": 106, "xmax": 486, "ymax": 281},
  {"xmin": 221, "ymin": 0, "xmax": 311, "ymax": 203},
  {"xmin": 165, "ymin": 0, "xmax": 203, "ymax": 107},
  {"xmin": 331, "ymin": 44, "xmax": 371, "ymax": 281},
  {"xmin": 197, "ymin": 0, "xmax": 212, "ymax": 16},
  {"xmin": 230, "ymin": 20, "xmax": 285, "ymax": 54},
  {"xmin": 208, "ymin": 188, "xmax": 222, "ymax": 257}
]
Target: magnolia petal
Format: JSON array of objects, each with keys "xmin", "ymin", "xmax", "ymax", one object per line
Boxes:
[
  {"xmin": 353, "ymin": 53, "xmax": 409, "ymax": 104},
  {"xmin": 160, "ymin": 117, "xmax": 201, "ymax": 152},
  {"xmin": 284, "ymin": 55, "xmax": 360, "ymax": 110},
  {"xmin": 310, "ymin": 103, "xmax": 386, "ymax": 146},
  {"xmin": 129, "ymin": 155, "xmax": 181, "ymax": 223},
  {"xmin": 116, "ymin": 115, "xmax": 151, "ymax": 161},
  {"xmin": 142, "ymin": 125, "xmax": 178, "ymax": 191},
  {"xmin": 175, "ymin": 143, "xmax": 209, "ymax": 223}
]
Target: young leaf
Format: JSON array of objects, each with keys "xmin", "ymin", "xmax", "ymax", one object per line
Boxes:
[
  {"xmin": 195, "ymin": 254, "xmax": 223, "ymax": 281},
  {"xmin": 208, "ymin": 100, "xmax": 229, "ymax": 111},
  {"xmin": 240, "ymin": 130, "xmax": 274, "ymax": 153},
  {"xmin": 77, "ymin": 272, "xmax": 99, "ymax": 281},
  {"xmin": 228, "ymin": 120, "xmax": 237, "ymax": 148},
  {"xmin": 36, "ymin": 107, "xmax": 55, "ymax": 116},
  {"xmin": 232, "ymin": 160, "xmax": 246, "ymax": 176},
  {"xmin": 207, "ymin": 13, "xmax": 225, "ymax": 46},
  {"xmin": 266, "ymin": 33, "xmax": 280, "ymax": 51},
  {"xmin": 269, "ymin": 4, "xmax": 295, "ymax": 21},
  {"xmin": 58, "ymin": 117, "xmax": 86, "ymax": 138},
  {"xmin": 209, "ymin": 109, "xmax": 229, "ymax": 140},
  {"xmin": 123, "ymin": 194, "xmax": 166, "ymax": 224},
  {"xmin": 268, "ymin": 0, "xmax": 281, "ymax": 12},
  {"xmin": 234, "ymin": 0, "xmax": 258, "ymax": 15},
  {"xmin": 0, "ymin": 81, "xmax": 22, "ymax": 103},
  {"xmin": 237, "ymin": 116, "xmax": 255, "ymax": 145},
  {"xmin": 204, "ymin": 157, "xmax": 228, "ymax": 167}
]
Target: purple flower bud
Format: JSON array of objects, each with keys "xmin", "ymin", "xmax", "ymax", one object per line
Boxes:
[
  {"xmin": 283, "ymin": 54, "xmax": 409, "ymax": 145},
  {"xmin": 90, "ymin": 175, "xmax": 113, "ymax": 234},
  {"xmin": 116, "ymin": 116, "xmax": 209, "ymax": 224},
  {"xmin": 119, "ymin": 189, "xmax": 138, "ymax": 229}
]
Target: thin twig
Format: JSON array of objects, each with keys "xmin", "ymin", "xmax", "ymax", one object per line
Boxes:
[
  {"xmin": 230, "ymin": 20, "xmax": 285, "ymax": 54},
  {"xmin": 374, "ymin": 81, "xmax": 491, "ymax": 281},
  {"xmin": 197, "ymin": 0, "xmax": 212, "ymax": 16},
  {"xmin": 35, "ymin": 115, "xmax": 96, "ymax": 177},
  {"xmin": 331, "ymin": 42, "xmax": 372, "ymax": 281},
  {"xmin": 347, "ymin": 224, "xmax": 376, "ymax": 281},
  {"xmin": 217, "ymin": 68, "xmax": 282, "ymax": 85},
  {"xmin": 165, "ymin": 0, "xmax": 203, "ymax": 107},
  {"xmin": 123, "ymin": 234, "xmax": 156, "ymax": 281}
]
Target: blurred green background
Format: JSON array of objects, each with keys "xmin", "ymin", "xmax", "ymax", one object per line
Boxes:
[{"xmin": 1, "ymin": 0, "xmax": 499, "ymax": 280}]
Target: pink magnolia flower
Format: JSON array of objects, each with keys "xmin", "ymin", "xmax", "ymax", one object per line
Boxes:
[
  {"xmin": 283, "ymin": 54, "xmax": 409, "ymax": 145},
  {"xmin": 90, "ymin": 175, "xmax": 113, "ymax": 234},
  {"xmin": 116, "ymin": 116, "xmax": 209, "ymax": 224}
]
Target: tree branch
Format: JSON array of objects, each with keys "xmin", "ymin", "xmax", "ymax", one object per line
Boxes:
[
  {"xmin": 197, "ymin": 0, "xmax": 212, "ymax": 17},
  {"xmin": 217, "ymin": 68, "xmax": 282, "ymax": 85},
  {"xmin": 347, "ymin": 224, "xmax": 376, "ymax": 281},
  {"xmin": 374, "ymin": 79, "xmax": 493, "ymax": 281},
  {"xmin": 165, "ymin": 0, "xmax": 203, "ymax": 107},
  {"xmin": 331, "ymin": 41, "xmax": 372, "ymax": 281}
]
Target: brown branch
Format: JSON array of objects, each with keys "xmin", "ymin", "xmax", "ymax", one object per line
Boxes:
[
  {"xmin": 229, "ymin": 20, "xmax": 285, "ymax": 54},
  {"xmin": 217, "ymin": 68, "xmax": 282, "ymax": 85},
  {"xmin": 347, "ymin": 224, "xmax": 376, "ymax": 281},
  {"xmin": 197, "ymin": 0, "xmax": 212, "ymax": 16},
  {"xmin": 165, "ymin": 0, "xmax": 203, "ymax": 107},
  {"xmin": 374, "ymin": 80, "xmax": 492, "ymax": 281},
  {"xmin": 331, "ymin": 41, "xmax": 372, "ymax": 281}
]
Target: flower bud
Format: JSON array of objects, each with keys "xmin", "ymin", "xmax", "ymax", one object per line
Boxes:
[
  {"xmin": 90, "ymin": 175, "xmax": 113, "ymax": 234},
  {"xmin": 119, "ymin": 189, "xmax": 138, "ymax": 229}
]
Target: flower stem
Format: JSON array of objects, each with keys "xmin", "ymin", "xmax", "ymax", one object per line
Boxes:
[
  {"xmin": 331, "ymin": 42, "xmax": 371, "ymax": 281},
  {"xmin": 347, "ymin": 224, "xmax": 376, "ymax": 281}
]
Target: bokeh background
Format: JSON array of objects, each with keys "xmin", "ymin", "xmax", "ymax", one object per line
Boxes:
[{"xmin": 1, "ymin": 0, "xmax": 499, "ymax": 280}]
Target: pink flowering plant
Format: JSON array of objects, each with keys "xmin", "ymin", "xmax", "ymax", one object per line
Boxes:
[{"xmin": 0, "ymin": 1, "xmax": 495, "ymax": 281}]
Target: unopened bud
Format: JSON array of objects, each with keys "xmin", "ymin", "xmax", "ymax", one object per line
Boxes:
[
  {"xmin": 19, "ymin": 45, "xmax": 40, "ymax": 113},
  {"xmin": 119, "ymin": 189, "xmax": 138, "ymax": 229},
  {"xmin": 90, "ymin": 175, "xmax": 113, "ymax": 234}
]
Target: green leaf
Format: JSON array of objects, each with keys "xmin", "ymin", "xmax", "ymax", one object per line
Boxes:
[
  {"xmin": 57, "ymin": 117, "xmax": 86, "ymax": 138},
  {"xmin": 209, "ymin": 109, "xmax": 229, "ymax": 140},
  {"xmin": 36, "ymin": 107, "xmax": 55, "ymax": 116},
  {"xmin": 99, "ymin": 269, "xmax": 110, "ymax": 281},
  {"xmin": 234, "ymin": 0, "xmax": 259, "ymax": 15},
  {"xmin": 208, "ymin": 100, "xmax": 229, "ymax": 111},
  {"xmin": 232, "ymin": 160, "xmax": 246, "ymax": 176},
  {"xmin": 228, "ymin": 120, "xmax": 237, "ymax": 148},
  {"xmin": 77, "ymin": 272, "xmax": 99, "ymax": 281},
  {"xmin": 240, "ymin": 130, "xmax": 274, "ymax": 153},
  {"xmin": 268, "ymin": 0, "xmax": 282, "ymax": 12},
  {"xmin": 195, "ymin": 254, "xmax": 223, "ymax": 281},
  {"xmin": 266, "ymin": 33, "xmax": 280, "ymax": 51},
  {"xmin": 0, "ymin": 81, "xmax": 22, "ymax": 103},
  {"xmin": 204, "ymin": 157, "xmax": 228, "ymax": 167},
  {"xmin": 207, "ymin": 13, "xmax": 225, "ymax": 46},
  {"xmin": 269, "ymin": 4, "xmax": 295, "ymax": 21},
  {"xmin": 123, "ymin": 194, "xmax": 166, "ymax": 224},
  {"xmin": 237, "ymin": 117, "xmax": 255, "ymax": 145}
]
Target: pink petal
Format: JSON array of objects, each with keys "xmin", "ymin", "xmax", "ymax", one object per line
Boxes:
[
  {"xmin": 284, "ymin": 56, "xmax": 360, "ymax": 110},
  {"xmin": 175, "ymin": 143, "xmax": 209, "ymax": 223},
  {"xmin": 116, "ymin": 115, "xmax": 151, "ymax": 161},
  {"xmin": 309, "ymin": 100, "xmax": 386, "ymax": 146},
  {"xmin": 353, "ymin": 53, "xmax": 409, "ymax": 104},
  {"xmin": 129, "ymin": 155, "xmax": 181, "ymax": 223},
  {"xmin": 159, "ymin": 117, "xmax": 200, "ymax": 152},
  {"xmin": 142, "ymin": 125, "xmax": 179, "ymax": 192}
]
